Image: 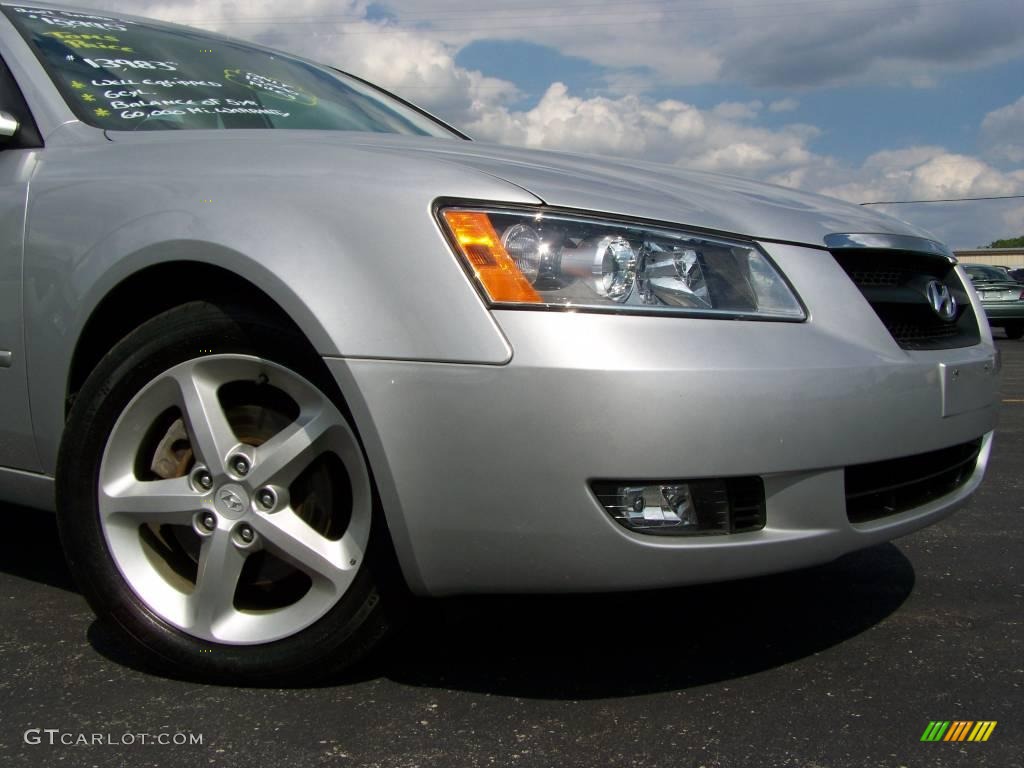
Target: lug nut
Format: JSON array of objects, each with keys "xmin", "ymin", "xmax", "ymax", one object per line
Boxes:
[
  {"xmin": 195, "ymin": 470, "xmax": 213, "ymax": 490},
  {"xmin": 257, "ymin": 489, "xmax": 276, "ymax": 510},
  {"xmin": 238, "ymin": 524, "xmax": 255, "ymax": 544},
  {"xmin": 200, "ymin": 512, "xmax": 217, "ymax": 531},
  {"xmin": 231, "ymin": 456, "xmax": 250, "ymax": 476}
]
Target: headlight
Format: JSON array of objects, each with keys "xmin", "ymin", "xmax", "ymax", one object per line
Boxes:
[{"xmin": 439, "ymin": 206, "xmax": 805, "ymax": 320}]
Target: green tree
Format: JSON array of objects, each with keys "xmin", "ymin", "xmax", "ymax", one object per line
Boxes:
[{"xmin": 984, "ymin": 236, "xmax": 1024, "ymax": 248}]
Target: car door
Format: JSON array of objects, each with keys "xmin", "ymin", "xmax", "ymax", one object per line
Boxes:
[{"xmin": 0, "ymin": 52, "xmax": 42, "ymax": 471}]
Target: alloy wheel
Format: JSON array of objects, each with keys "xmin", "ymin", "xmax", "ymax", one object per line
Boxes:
[{"xmin": 97, "ymin": 354, "xmax": 371, "ymax": 645}]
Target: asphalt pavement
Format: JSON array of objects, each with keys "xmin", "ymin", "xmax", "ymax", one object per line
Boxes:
[{"xmin": 1, "ymin": 337, "xmax": 1021, "ymax": 768}]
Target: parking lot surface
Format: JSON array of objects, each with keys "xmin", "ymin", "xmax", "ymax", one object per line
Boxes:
[{"xmin": 1, "ymin": 338, "xmax": 1021, "ymax": 768}]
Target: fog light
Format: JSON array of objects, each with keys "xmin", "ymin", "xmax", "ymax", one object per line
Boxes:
[
  {"xmin": 620, "ymin": 484, "xmax": 698, "ymax": 528},
  {"xmin": 593, "ymin": 477, "xmax": 766, "ymax": 536}
]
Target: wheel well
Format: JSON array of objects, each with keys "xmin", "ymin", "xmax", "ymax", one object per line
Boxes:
[
  {"xmin": 67, "ymin": 262, "xmax": 306, "ymax": 415},
  {"xmin": 65, "ymin": 262, "xmax": 413, "ymax": 601}
]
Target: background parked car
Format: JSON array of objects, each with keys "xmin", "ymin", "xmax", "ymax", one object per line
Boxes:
[{"xmin": 963, "ymin": 264, "xmax": 1024, "ymax": 339}]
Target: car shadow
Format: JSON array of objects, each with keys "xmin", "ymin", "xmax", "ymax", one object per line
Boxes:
[
  {"xmin": 0, "ymin": 506, "xmax": 915, "ymax": 697},
  {"xmin": 377, "ymin": 542, "xmax": 915, "ymax": 699},
  {"xmin": 0, "ymin": 507, "xmax": 76, "ymax": 592}
]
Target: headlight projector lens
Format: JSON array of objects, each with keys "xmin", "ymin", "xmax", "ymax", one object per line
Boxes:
[{"xmin": 560, "ymin": 235, "xmax": 637, "ymax": 301}]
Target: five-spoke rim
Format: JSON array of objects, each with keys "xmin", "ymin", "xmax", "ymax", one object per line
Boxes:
[{"xmin": 98, "ymin": 355, "xmax": 371, "ymax": 645}]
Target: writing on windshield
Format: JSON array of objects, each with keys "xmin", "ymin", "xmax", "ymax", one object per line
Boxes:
[{"xmin": 3, "ymin": 5, "xmax": 455, "ymax": 136}]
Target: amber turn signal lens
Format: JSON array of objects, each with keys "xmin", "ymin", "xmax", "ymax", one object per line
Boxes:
[{"xmin": 442, "ymin": 210, "xmax": 541, "ymax": 303}]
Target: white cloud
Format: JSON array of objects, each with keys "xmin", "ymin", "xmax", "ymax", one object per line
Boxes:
[
  {"xmin": 981, "ymin": 95, "xmax": 1024, "ymax": 164},
  {"xmin": 819, "ymin": 147, "xmax": 1024, "ymax": 205},
  {"xmin": 374, "ymin": 2, "xmax": 725, "ymax": 88},
  {"xmin": 870, "ymin": 199, "xmax": 1024, "ymax": 250},
  {"xmin": 716, "ymin": 0, "xmax": 1024, "ymax": 88},
  {"xmin": 663, "ymin": 101, "xmax": 706, "ymax": 142},
  {"xmin": 814, "ymin": 148, "xmax": 1024, "ymax": 247},
  {"xmin": 711, "ymin": 101, "xmax": 762, "ymax": 121},
  {"xmin": 465, "ymin": 83, "xmax": 824, "ymax": 178},
  {"xmin": 1000, "ymin": 204, "xmax": 1024, "ymax": 240},
  {"xmin": 769, "ymin": 98, "xmax": 799, "ymax": 113},
  {"xmin": 911, "ymin": 154, "xmax": 1021, "ymax": 200},
  {"xmin": 373, "ymin": 0, "xmax": 1024, "ymax": 89},
  {"xmin": 103, "ymin": 0, "xmax": 1024, "ymax": 92}
]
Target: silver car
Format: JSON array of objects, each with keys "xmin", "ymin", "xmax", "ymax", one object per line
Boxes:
[{"xmin": 0, "ymin": 2, "xmax": 1000, "ymax": 683}]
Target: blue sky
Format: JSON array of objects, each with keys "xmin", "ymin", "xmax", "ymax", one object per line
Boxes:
[
  {"xmin": 93, "ymin": 0, "xmax": 1024, "ymax": 248},
  {"xmin": 456, "ymin": 42, "xmax": 1020, "ymax": 163}
]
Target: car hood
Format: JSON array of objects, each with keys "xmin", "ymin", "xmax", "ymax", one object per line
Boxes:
[
  {"xmin": 369, "ymin": 137, "xmax": 937, "ymax": 247},
  {"xmin": 105, "ymin": 130, "xmax": 936, "ymax": 247}
]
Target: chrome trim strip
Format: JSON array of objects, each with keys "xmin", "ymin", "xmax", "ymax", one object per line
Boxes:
[
  {"xmin": 0, "ymin": 351, "xmax": 11, "ymax": 368},
  {"xmin": 824, "ymin": 233, "xmax": 955, "ymax": 261}
]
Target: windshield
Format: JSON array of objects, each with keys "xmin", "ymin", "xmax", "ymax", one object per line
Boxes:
[
  {"xmin": 2, "ymin": 4, "xmax": 458, "ymax": 136},
  {"xmin": 965, "ymin": 265, "xmax": 1009, "ymax": 282}
]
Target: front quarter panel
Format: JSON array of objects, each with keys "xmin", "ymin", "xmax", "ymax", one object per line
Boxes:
[{"xmin": 24, "ymin": 134, "xmax": 538, "ymax": 473}]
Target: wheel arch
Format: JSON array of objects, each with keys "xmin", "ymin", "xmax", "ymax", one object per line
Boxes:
[
  {"xmin": 66, "ymin": 258, "xmax": 333, "ymax": 415},
  {"xmin": 62, "ymin": 258, "xmax": 420, "ymax": 590},
  {"xmin": 46, "ymin": 250, "xmax": 426, "ymax": 595}
]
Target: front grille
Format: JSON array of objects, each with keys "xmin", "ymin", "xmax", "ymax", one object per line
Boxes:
[
  {"xmin": 848, "ymin": 268, "xmax": 909, "ymax": 287},
  {"xmin": 845, "ymin": 438, "xmax": 983, "ymax": 524},
  {"xmin": 832, "ymin": 250, "xmax": 980, "ymax": 350},
  {"xmin": 885, "ymin": 318, "xmax": 961, "ymax": 345}
]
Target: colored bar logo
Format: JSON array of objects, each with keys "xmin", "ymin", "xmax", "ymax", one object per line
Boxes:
[{"xmin": 921, "ymin": 721, "xmax": 997, "ymax": 742}]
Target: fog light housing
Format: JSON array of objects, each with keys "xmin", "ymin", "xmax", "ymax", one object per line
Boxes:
[{"xmin": 593, "ymin": 477, "xmax": 766, "ymax": 536}]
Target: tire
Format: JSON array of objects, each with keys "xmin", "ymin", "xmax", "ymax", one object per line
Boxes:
[
  {"xmin": 1005, "ymin": 323, "xmax": 1023, "ymax": 340},
  {"xmin": 57, "ymin": 301, "xmax": 398, "ymax": 684}
]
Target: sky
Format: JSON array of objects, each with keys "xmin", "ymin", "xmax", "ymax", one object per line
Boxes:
[{"xmin": 75, "ymin": 0, "xmax": 1024, "ymax": 249}]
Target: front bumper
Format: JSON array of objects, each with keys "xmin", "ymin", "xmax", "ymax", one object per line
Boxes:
[
  {"xmin": 980, "ymin": 302, "xmax": 1024, "ymax": 323},
  {"xmin": 325, "ymin": 242, "xmax": 1000, "ymax": 596}
]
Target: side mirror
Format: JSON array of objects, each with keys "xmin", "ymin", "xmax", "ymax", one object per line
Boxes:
[{"xmin": 0, "ymin": 111, "xmax": 19, "ymax": 139}]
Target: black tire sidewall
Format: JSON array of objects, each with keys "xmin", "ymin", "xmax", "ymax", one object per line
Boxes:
[{"xmin": 57, "ymin": 301, "xmax": 393, "ymax": 684}]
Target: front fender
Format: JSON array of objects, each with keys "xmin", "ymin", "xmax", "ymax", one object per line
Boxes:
[{"xmin": 25, "ymin": 139, "xmax": 536, "ymax": 472}]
